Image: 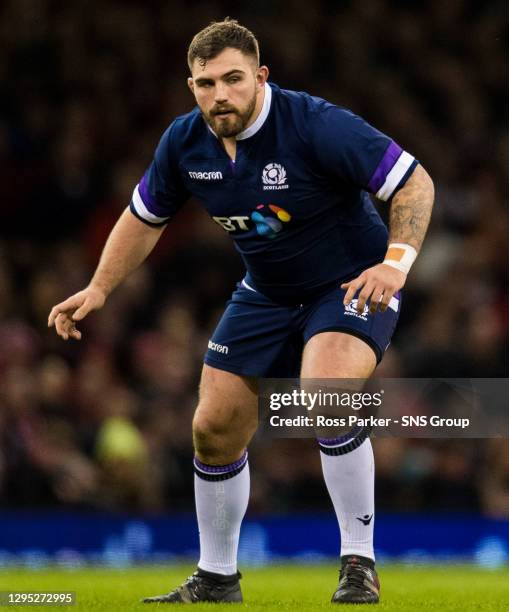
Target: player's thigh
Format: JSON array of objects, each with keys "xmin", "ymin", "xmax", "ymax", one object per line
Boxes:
[
  {"xmin": 193, "ymin": 363, "xmax": 259, "ymax": 451},
  {"xmin": 299, "ymin": 284, "xmax": 402, "ymax": 378},
  {"xmin": 301, "ymin": 332, "xmax": 377, "ymax": 440},
  {"xmin": 301, "ymin": 331, "xmax": 377, "ymax": 378}
]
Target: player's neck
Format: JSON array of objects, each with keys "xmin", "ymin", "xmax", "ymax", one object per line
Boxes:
[
  {"xmin": 221, "ymin": 84, "xmax": 266, "ymax": 162},
  {"xmin": 222, "ymin": 138, "xmax": 237, "ymax": 161}
]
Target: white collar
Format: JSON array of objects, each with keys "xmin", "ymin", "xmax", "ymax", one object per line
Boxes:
[
  {"xmin": 236, "ymin": 82, "xmax": 272, "ymax": 140},
  {"xmin": 207, "ymin": 82, "xmax": 272, "ymax": 141}
]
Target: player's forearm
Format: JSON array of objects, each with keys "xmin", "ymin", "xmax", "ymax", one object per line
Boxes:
[
  {"xmin": 89, "ymin": 208, "xmax": 165, "ymax": 298},
  {"xmin": 388, "ymin": 164, "xmax": 434, "ymax": 252}
]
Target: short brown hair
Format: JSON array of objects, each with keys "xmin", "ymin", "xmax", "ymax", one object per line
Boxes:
[{"xmin": 187, "ymin": 18, "xmax": 260, "ymax": 71}]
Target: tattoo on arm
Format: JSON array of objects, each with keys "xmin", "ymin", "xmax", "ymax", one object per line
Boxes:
[{"xmin": 389, "ymin": 164, "xmax": 434, "ymax": 251}]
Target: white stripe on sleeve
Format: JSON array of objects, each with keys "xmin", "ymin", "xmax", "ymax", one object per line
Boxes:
[
  {"xmin": 131, "ymin": 184, "xmax": 170, "ymax": 224},
  {"xmin": 241, "ymin": 279, "xmax": 257, "ymax": 292},
  {"xmin": 375, "ymin": 151, "xmax": 415, "ymax": 201}
]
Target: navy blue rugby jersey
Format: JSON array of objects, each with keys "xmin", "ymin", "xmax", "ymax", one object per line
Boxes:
[{"xmin": 130, "ymin": 82, "xmax": 418, "ymax": 304}]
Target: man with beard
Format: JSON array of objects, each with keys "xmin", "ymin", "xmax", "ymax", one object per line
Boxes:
[{"xmin": 48, "ymin": 18, "xmax": 434, "ymax": 605}]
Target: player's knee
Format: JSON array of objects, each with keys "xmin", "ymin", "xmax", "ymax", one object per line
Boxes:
[
  {"xmin": 192, "ymin": 413, "xmax": 216, "ymax": 451},
  {"xmin": 192, "ymin": 411, "xmax": 234, "ymax": 463}
]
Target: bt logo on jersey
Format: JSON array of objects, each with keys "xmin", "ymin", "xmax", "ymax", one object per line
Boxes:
[
  {"xmin": 251, "ymin": 204, "xmax": 291, "ymax": 238},
  {"xmin": 212, "ymin": 204, "xmax": 292, "ymax": 238},
  {"xmin": 212, "ymin": 216, "xmax": 250, "ymax": 232}
]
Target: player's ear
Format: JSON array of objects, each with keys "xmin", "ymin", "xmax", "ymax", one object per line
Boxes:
[
  {"xmin": 256, "ymin": 66, "xmax": 269, "ymax": 88},
  {"xmin": 187, "ymin": 77, "xmax": 195, "ymax": 94}
]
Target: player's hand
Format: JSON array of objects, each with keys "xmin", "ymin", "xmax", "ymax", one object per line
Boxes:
[
  {"xmin": 341, "ymin": 263, "xmax": 407, "ymax": 314},
  {"xmin": 47, "ymin": 286, "xmax": 106, "ymax": 340}
]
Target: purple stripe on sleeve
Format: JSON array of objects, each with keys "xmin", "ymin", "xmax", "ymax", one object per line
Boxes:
[
  {"xmin": 367, "ymin": 141, "xmax": 402, "ymax": 193},
  {"xmin": 138, "ymin": 174, "xmax": 153, "ymax": 206},
  {"xmin": 194, "ymin": 451, "xmax": 248, "ymax": 474}
]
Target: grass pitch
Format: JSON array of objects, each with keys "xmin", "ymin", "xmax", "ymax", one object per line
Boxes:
[{"xmin": 1, "ymin": 564, "xmax": 508, "ymax": 611}]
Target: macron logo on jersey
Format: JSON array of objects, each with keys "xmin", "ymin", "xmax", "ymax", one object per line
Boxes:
[
  {"xmin": 262, "ymin": 163, "xmax": 289, "ymax": 190},
  {"xmin": 208, "ymin": 340, "xmax": 229, "ymax": 355},
  {"xmin": 189, "ymin": 170, "xmax": 223, "ymax": 180}
]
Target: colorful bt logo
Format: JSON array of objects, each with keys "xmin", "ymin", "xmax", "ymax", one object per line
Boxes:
[
  {"xmin": 251, "ymin": 204, "xmax": 291, "ymax": 238},
  {"xmin": 212, "ymin": 204, "xmax": 292, "ymax": 238}
]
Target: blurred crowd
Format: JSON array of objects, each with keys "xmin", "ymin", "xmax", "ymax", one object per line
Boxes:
[{"xmin": 0, "ymin": 0, "xmax": 508, "ymax": 517}]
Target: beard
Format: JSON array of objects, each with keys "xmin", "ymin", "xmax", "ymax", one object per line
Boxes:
[{"xmin": 203, "ymin": 90, "xmax": 257, "ymax": 138}]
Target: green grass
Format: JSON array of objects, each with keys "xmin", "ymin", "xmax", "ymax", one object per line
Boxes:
[{"xmin": 1, "ymin": 565, "xmax": 508, "ymax": 611}]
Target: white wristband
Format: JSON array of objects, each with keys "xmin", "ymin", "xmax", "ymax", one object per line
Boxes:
[{"xmin": 383, "ymin": 243, "xmax": 417, "ymax": 274}]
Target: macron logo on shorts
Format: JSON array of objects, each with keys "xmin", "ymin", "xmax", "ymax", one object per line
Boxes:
[
  {"xmin": 208, "ymin": 340, "xmax": 229, "ymax": 355},
  {"xmin": 189, "ymin": 171, "xmax": 223, "ymax": 180}
]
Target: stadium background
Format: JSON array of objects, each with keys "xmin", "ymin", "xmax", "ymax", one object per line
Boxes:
[{"xmin": 0, "ymin": 0, "xmax": 508, "ymax": 567}]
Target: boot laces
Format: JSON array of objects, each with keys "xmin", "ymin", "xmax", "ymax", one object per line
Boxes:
[{"xmin": 339, "ymin": 564, "xmax": 371, "ymax": 591}]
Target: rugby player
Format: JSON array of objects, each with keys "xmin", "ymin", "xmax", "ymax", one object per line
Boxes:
[{"xmin": 48, "ymin": 19, "xmax": 434, "ymax": 604}]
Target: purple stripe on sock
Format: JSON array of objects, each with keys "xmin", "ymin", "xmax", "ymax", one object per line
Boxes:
[
  {"xmin": 367, "ymin": 142, "xmax": 402, "ymax": 193},
  {"xmin": 317, "ymin": 425, "xmax": 363, "ymax": 446},
  {"xmin": 194, "ymin": 451, "xmax": 248, "ymax": 474}
]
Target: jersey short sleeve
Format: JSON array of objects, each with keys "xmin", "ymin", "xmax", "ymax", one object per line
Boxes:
[
  {"xmin": 129, "ymin": 122, "xmax": 189, "ymax": 226},
  {"xmin": 311, "ymin": 105, "xmax": 418, "ymax": 201}
]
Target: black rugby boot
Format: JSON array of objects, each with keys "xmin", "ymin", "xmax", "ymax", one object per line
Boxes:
[
  {"xmin": 331, "ymin": 555, "xmax": 380, "ymax": 604},
  {"xmin": 142, "ymin": 568, "xmax": 242, "ymax": 604}
]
